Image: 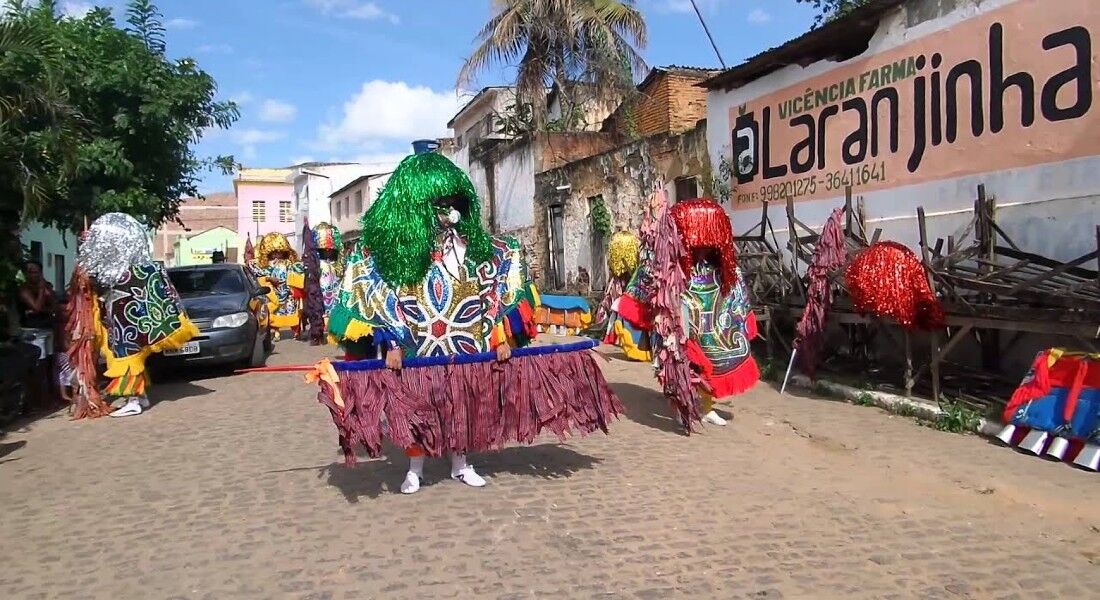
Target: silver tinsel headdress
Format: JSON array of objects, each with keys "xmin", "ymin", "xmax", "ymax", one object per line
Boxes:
[{"xmin": 78, "ymin": 213, "xmax": 153, "ymax": 287}]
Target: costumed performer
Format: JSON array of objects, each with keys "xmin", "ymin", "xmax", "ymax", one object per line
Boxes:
[
  {"xmin": 622, "ymin": 198, "xmax": 760, "ymax": 427},
  {"xmin": 597, "ymin": 231, "xmax": 652, "ymax": 361},
  {"xmin": 312, "ymin": 222, "xmax": 345, "ymax": 318},
  {"xmin": 327, "ymin": 149, "xmax": 542, "ymax": 494},
  {"xmin": 77, "ymin": 213, "xmax": 198, "ymax": 417},
  {"xmin": 254, "ymin": 232, "xmax": 305, "ymax": 341}
]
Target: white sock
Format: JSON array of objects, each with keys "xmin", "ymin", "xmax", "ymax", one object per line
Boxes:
[
  {"xmin": 450, "ymin": 454, "xmax": 467, "ymax": 473},
  {"xmin": 409, "ymin": 456, "xmax": 425, "ymax": 477}
]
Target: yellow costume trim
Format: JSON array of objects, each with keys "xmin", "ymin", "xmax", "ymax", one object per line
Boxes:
[
  {"xmin": 92, "ymin": 289, "xmax": 199, "ymax": 382},
  {"xmin": 613, "ymin": 320, "xmax": 652, "ymax": 362},
  {"xmin": 269, "ymin": 313, "xmax": 300, "ymax": 329},
  {"xmin": 287, "ymin": 271, "xmax": 305, "ymax": 290},
  {"xmin": 340, "ymin": 317, "xmax": 374, "ymax": 342},
  {"xmin": 1046, "ymin": 348, "xmax": 1100, "ymax": 367}
]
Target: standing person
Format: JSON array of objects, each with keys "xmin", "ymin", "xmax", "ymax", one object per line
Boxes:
[
  {"xmin": 54, "ymin": 296, "xmax": 76, "ymax": 408},
  {"xmin": 78, "ymin": 213, "xmax": 199, "ymax": 417},
  {"xmin": 18, "ymin": 260, "xmax": 56, "ymax": 330},
  {"xmin": 327, "ymin": 149, "xmax": 541, "ymax": 494}
]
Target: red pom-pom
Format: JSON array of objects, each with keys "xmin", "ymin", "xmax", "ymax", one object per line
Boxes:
[{"xmin": 845, "ymin": 241, "xmax": 945, "ymax": 330}]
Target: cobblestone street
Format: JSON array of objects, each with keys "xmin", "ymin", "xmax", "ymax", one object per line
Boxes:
[{"xmin": 1, "ymin": 339, "xmax": 1097, "ymax": 599}]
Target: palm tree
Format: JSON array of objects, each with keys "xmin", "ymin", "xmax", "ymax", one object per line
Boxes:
[{"xmin": 459, "ymin": 0, "xmax": 647, "ymax": 130}]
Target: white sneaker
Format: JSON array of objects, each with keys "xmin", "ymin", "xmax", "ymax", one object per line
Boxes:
[
  {"xmin": 110, "ymin": 398, "xmax": 143, "ymax": 418},
  {"xmin": 451, "ymin": 466, "xmax": 486, "ymax": 487},
  {"xmin": 702, "ymin": 410, "xmax": 728, "ymax": 426},
  {"xmin": 400, "ymin": 471, "xmax": 421, "ymax": 494}
]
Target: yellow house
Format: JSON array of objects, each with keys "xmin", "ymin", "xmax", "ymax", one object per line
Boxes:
[{"xmin": 172, "ymin": 226, "xmax": 238, "ymax": 266}]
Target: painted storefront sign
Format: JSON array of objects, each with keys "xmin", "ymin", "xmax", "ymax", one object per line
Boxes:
[{"xmin": 728, "ymin": 0, "xmax": 1097, "ymax": 209}]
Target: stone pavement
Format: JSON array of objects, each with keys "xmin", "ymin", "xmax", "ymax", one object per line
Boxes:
[{"xmin": 0, "ymin": 339, "xmax": 1097, "ymax": 599}]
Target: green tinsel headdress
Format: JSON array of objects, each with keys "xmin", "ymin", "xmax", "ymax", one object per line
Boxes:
[{"xmin": 361, "ymin": 152, "xmax": 493, "ymax": 287}]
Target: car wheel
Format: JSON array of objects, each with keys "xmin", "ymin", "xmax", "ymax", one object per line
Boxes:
[{"xmin": 247, "ymin": 331, "xmax": 268, "ymax": 368}]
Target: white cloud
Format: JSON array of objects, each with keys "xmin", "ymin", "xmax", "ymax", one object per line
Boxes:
[
  {"xmin": 258, "ymin": 99, "xmax": 298, "ymax": 123},
  {"xmin": 197, "ymin": 43, "xmax": 234, "ymax": 54},
  {"xmin": 316, "ymin": 80, "xmax": 460, "ymax": 151},
  {"xmin": 60, "ymin": 1, "xmax": 94, "ymax": 17},
  {"xmin": 304, "ymin": 0, "xmax": 399, "ymax": 24},
  {"xmin": 235, "ymin": 129, "xmax": 286, "ymax": 145},
  {"xmin": 351, "ymin": 152, "xmax": 407, "ymax": 172},
  {"xmin": 230, "ymin": 91, "xmax": 255, "ymax": 106},
  {"xmin": 232, "ymin": 129, "xmax": 287, "ymax": 162},
  {"xmin": 167, "ymin": 17, "xmax": 199, "ymax": 30},
  {"xmin": 747, "ymin": 8, "xmax": 771, "ymax": 23}
]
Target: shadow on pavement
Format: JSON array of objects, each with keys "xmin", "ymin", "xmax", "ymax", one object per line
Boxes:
[
  {"xmin": 150, "ymin": 380, "xmax": 215, "ymax": 405},
  {"xmin": 317, "ymin": 443, "xmax": 602, "ymax": 503},
  {"xmin": 0, "ymin": 439, "xmax": 26, "ymax": 459},
  {"xmin": 611, "ymin": 382, "xmax": 688, "ymax": 436}
]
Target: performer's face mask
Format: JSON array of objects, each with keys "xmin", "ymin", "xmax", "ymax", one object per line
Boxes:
[
  {"xmin": 692, "ymin": 248, "xmax": 719, "ymax": 267},
  {"xmin": 434, "ymin": 194, "xmax": 468, "ymax": 229}
]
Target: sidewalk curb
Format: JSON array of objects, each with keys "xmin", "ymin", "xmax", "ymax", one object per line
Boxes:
[{"xmin": 786, "ymin": 374, "xmax": 1004, "ymax": 437}]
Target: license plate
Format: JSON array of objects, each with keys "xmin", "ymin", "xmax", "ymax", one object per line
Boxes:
[{"xmin": 164, "ymin": 341, "xmax": 200, "ymax": 356}]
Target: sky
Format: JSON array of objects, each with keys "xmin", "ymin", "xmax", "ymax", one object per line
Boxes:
[{"xmin": 60, "ymin": 0, "xmax": 820, "ymax": 193}]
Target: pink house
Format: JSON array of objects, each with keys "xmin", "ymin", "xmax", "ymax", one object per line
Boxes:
[{"xmin": 234, "ymin": 167, "xmax": 296, "ymax": 257}]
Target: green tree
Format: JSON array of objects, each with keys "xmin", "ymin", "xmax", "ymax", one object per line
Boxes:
[
  {"xmin": 0, "ymin": 2, "xmax": 82, "ymax": 301},
  {"xmin": 796, "ymin": 0, "xmax": 872, "ymax": 26},
  {"xmin": 3, "ymin": 0, "xmax": 238, "ymax": 234},
  {"xmin": 459, "ymin": 0, "xmax": 647, "ymax": 130}
]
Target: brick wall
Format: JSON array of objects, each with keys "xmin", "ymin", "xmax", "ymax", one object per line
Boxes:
[
  {"xmin": 153, "ymin": 192, "xmax": 237, "ymax": 263},
  {"xmin": 665, "ymin": 74, "xmax": 711, "ymax": 134},
  {"xmin": 605, "ymin": 68, "xmax": 717, "ymax": 138},
  {"xmin": 532, "ymin": 122, "xmax": 712, "ymax": 292}
]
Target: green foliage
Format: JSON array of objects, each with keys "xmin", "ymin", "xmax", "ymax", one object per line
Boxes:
[
  {"xmin": 710, "ymin": 153, "xmax": 736, "ymax": 203},
  {"xmin": 494, "ymin": 103, "xmax": 534, "ymax": 137},
  {"xmin": 933, "ymin": 398, "xmax": 982, "ymax": 434},
  {"xmin": 795, "ymin": 0, "xmax": 872, "ymax": 27},
  {"xmin": 0, "ymin": 0, "xmax": 238, "ymax": 305},
  {"xmin": 855, "ymin": 391, "xmax": 876, "ymax": 406},
  {"xmin": 590, "ymin": 195, "xmax": 611, "ymax": 236},
  {"xmin": 460, "ymin": 0, "xmax": 647, "ymax": 129},
  {"xmin": 1, "ymin": 0, "xmax": 239, "ymax": 234}
]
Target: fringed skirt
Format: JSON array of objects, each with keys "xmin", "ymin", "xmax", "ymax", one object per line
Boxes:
[{"xmin": 317, "ymin": 341, "xmax": 623, "ymax": 465}]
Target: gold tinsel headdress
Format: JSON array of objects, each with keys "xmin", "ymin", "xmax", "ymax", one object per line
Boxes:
[
  {"xmin": 607, "ymin": 231, "xmax": 640, "ymax": 278},
  {"xmin": 256, "ymin": 232, "xmax": 298, "ymax": 269}
]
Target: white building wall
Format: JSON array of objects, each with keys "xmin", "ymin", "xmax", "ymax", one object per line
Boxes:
[
  {"xmin": 706, "ymin": 0, "xmax": 1099, "ymax": 264},
  {"xmin": 494, "ymin": 144, "xmax": 536, "ymax": 232},
  {"xmin": 19, "ymin": 222, "xmax": 76, "ymax": 291}
]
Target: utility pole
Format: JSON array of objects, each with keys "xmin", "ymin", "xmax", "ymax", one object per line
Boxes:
[{"xmin": 690, "ymin": 0, "xmax": 727, "ymax": 69}]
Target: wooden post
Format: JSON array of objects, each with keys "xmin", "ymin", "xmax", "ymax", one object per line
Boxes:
[
  {"xmin": 974, "ymin": 184, "xmax": 1000, "ymax": 371},
  {"xmin": 904, "ymin": 330, "xmax": 914, "ymax": 398}
]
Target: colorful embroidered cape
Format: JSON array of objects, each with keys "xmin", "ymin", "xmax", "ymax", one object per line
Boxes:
[
  {"xmin": 319, "ymin": 260, "xmax": 341, "ymax": 314},
  {"xmin": 617, "ymin": 264, "xmax": 759, "ymax": 399},
  {"xmin": 255, "ymin": 260, "xmax": 305, "ymax": 329},
  {"xmin": 328, "ymin": 236, "xmax": 538, "ymax": 357},
  {"xmin": 94, "ymin": 263, "xmax": 198, "ymax": 395},
  {"xmin": 603, "ymin": 266, "xmax": 653, "ymax": 361},
  {"xmin": 1004, "ymin": 349, "xmax": 1100, "ymax": 442}
]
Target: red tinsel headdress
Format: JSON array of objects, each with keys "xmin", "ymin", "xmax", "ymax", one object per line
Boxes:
[{"xmin": 669, "ymin": 198, "xmax": 737, "ymax": 294}]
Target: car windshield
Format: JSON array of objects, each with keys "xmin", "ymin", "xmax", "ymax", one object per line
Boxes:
[{"xmin": 169, "ymin": 268, "xmax": 247, "ymax": 296}]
